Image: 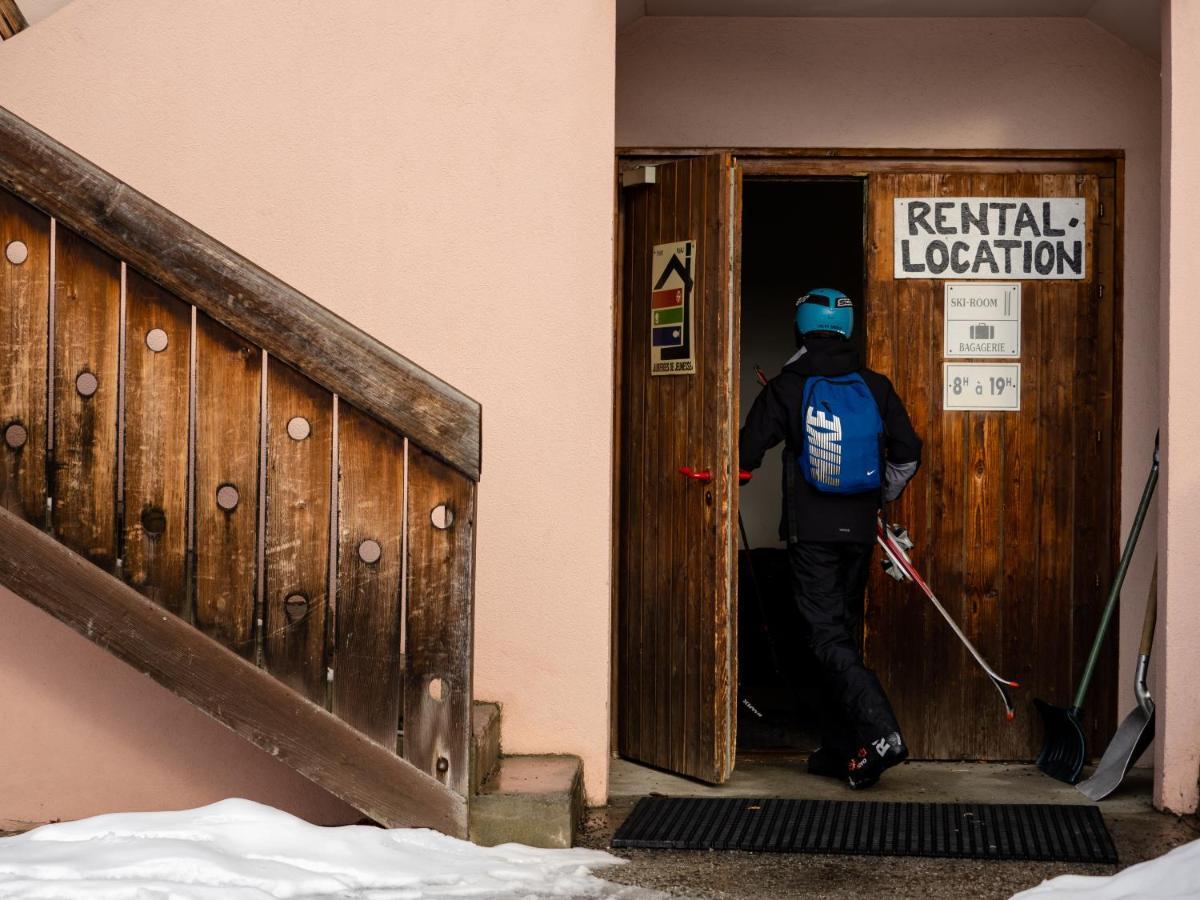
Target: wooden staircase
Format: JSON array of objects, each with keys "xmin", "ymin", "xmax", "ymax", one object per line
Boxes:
[{"xmin": 0, "ymin": 106, "xmax": 482, "ymax": 836}]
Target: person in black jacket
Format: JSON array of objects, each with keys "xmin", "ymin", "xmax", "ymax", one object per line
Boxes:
[{"xmin": 739, "ymin": 288, "xmax": 922, "ymax": 789}]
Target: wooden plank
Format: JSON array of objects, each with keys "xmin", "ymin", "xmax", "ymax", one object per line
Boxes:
[
  {"xmin": 997, "ymin": 173, "xmax": 1045, "ymax": 758},
  {"xmin": 0, "ymin": 0, "xmax": 27, "ymax": 40},
  {"xmin": 0, "ymin": 188, "xmax": 49, "ymax": 524},
  {"xmin": 637, "ymin": 160, "xmax": 662, "ymax": 772},
  {"xmin": 618, "ymin": 178, "xmax": 649, "ymax": 763},
  {"xmin": 1062, "ymin": 174, "xmax": 1114, "ymax": 753},
  {"xmin": 405, "ymin": 445, "xmax": 474, "ymax": 798},
  {"xmin": 652, "ymin": 160, "xmax": 676, "ymax": 772},
  {"xmin": 264, "ymin": 360, "xmax": 333, "ymax": 704},
  {"xmin": 333, "ymin": 403, "xmax": 405, "ymax": 746},
  {"xmin": 959, "ymin": 173, "xmax": 1007, "ymax": 759},
  {"xmin": 0, "ymin": 105, "xmax": 480, "ymax": 480},
  {"xmin": 52, "ymin": 226, "xmax": 120, "ymax": 568},
  {"xmin": 620, "ymin": 147, "xmax": 1122, "ymax": 163},
  {"xmin": 0, "ymin": 503, "xmax": 467, "ymax": 835},
  {"xmin": 711, "ymin": 154, "xmax": 737, "ymax": 780},
  {"xmin": 193, "ymin": 312, "xmax": 260, "ymax": 657},
  {"xmin": 122, "ymin": 270, "xmax": 190, "ymax": 615},
  {"xmin": 740, "ymin": 159, "xmax": 1116, "ymax": 177}
]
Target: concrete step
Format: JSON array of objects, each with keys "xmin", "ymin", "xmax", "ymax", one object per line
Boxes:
[
  {"xmin": 470, "ymin": 701, "xmax": 502, "ymax": 795},
  {"xmin": 469, "ymin": 754, "xmax": 585, "ymax": 849}
]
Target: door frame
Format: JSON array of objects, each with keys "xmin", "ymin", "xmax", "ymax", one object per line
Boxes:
[{"xmin": 609, "ymin": 147, "xmax": 1125, "ymax": 764}]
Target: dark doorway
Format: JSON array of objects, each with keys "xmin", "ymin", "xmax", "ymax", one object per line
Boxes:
[{"xmin": 736, "ymin": 178, "xmax": 866, "ymax": 751}]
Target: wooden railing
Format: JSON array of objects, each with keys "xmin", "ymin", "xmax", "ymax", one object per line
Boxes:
[{"xmin": 0, "ymin": 106, "xmax": 478, "ymax": 835}]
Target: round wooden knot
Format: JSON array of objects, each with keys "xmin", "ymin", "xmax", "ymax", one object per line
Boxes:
[
  {"xmin": 5, "ymin": 240, "xmax": 28, "ymax": 265},
  {"xmin": 216, "ymin": 484, "xmax": 240, "ymax": 511},
  {"xmin": 436, "ymin": 756, "xmax": 449, "ymax": 775},
  {"xmin": 140, "ymin": 506, "xmax": 167, "ymax": 536},
  {"xmin": 145, "ymin": 328, "xmax": 169, "ymax": 352},
  {"xmin": 358, "ymin": 539, "xmax": 382, "ymax": 564},
  {"xmin": 286, "ymin": 416, "xmax": 311, "ymax": 441},
  {"xmin": 76, "ymin": 371, "xmax": 99, "ymax": 398},
  {"xmin": 283, "ymin": 594, "xmax": 309, "ymax": 623},
  {"xmin": 428, "ymin": 677, "xmax": 444, "ymax": 701},
  {"xmin": 430, "ymin": 504, "xmax": 454, "ymax": 530},
  {"xmin": 3, "ymin": 422, "xmax": 27, "ymax": 450}
]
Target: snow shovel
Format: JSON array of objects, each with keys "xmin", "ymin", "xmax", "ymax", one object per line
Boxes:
[
  {"xmin": 1035, "ymin": 432, "xmax": 1159, "ymax": 785},
  {"xmin": 876, "ymin": 517, "xmax": 1020, "ymax": 719},
  {"xmin": 1076, "ymin": 560, "xmax": 1158, "ymax": 801}
]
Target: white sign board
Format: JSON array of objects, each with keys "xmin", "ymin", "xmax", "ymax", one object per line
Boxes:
[
  {"xmin": 944, "ymin": 363, "xmax": 1021, "ymax": 411},
  {"xmin": 650, "ymin": 240, "xmax": 696, "ymax": 376},
  {"xmin": 895, "ymin": 198, "xmax": 1086, "ymax": 280},
  {"xmin": 944, "ymin": 283, "xmax": 1021, "ymax": 358}
]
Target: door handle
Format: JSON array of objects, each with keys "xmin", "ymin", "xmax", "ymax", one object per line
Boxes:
[{"xmin": 678, "ymin": 466, "xmax": 712, "ymax": 483}]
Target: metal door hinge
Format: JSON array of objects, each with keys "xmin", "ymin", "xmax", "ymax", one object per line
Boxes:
[
  {"xmin": 1098, "ymin": 284, "xmax": 1104, "ymax": 299},
  {"xmin": 1098, "ymin": 200, "xmax": 1106, "ymax": 219}
]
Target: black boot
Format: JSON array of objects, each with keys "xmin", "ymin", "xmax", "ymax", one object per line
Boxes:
[
  {"xmin": 807, "ymin": 744, "xmax": 853, "ymax": 779},
  {"xmin": 847, "ymin": 732, "xmax": 908, "ymax": 789}
]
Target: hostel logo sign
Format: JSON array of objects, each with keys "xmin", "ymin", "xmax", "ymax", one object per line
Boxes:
[
  {"xmin": 894, "ymin": 198, "xmax": 1086, "ymax": 280},
  {"xmin": 650, "ymin": 240, "xmax": 696, "ymax": 375}
]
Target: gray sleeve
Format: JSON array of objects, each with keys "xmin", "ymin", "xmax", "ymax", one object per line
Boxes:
[{"xmin": 883, "ymin": 459, "xmax": 919, "ymax": 502}]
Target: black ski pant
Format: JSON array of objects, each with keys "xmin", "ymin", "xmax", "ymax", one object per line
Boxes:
[{"xmin": 788, "ymin": 540, "xmax": 901, "ymax": 750}]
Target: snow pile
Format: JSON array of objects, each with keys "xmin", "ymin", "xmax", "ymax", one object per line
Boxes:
[
  {"xmin": 1013, "ymin": 837, "xmax": 1200, "ymax": 899},
  {"xmin": 0, "ymin": 798, "xmax": 638, "ymax": 899}
]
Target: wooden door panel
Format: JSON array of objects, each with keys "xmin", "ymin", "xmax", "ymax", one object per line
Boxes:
[
  {"xmin": 617, "ymin": 154, "xmax": 738, "ymax": 782},
  {"xmin": 864, "ymin": 172, "xmax": 1113, "ymax": 760}
]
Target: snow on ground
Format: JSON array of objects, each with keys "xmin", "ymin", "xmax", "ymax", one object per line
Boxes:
[
  {"xmin": 1012, "ymin": 837, "xmax": 1200, "ymax": 899},
  {"xmin": 0, "ymin": 798, "xmax": 642, "ymax": 899}
]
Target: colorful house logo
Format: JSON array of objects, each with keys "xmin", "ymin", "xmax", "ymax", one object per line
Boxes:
[{"xmin": 650, "ymin": 241, "xmax": 695, "ymax": 375}]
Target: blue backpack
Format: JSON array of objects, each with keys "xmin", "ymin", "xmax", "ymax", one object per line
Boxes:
[{"xmin": 800, "ymin": 373, "xmax": 884, "ymax": 494}]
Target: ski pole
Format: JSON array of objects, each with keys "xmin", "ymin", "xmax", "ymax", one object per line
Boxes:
[{"xmin": 876, "ymin": 517, "xmax": 1020, "ymax": 719}]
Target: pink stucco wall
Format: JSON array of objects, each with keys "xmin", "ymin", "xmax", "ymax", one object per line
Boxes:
[
  {"xmin": 0, "ymin": 0, "xmax": 616, "ymax": 821},
  {"xmin": 618, "ymin": 14, "xmax": 1164, "ymax": 779},
  {"xmin": 1157, "ymin": 0, "xmax": 1200, "ymax": 815}
]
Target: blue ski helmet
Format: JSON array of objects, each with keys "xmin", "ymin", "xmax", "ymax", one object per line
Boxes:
[{"xmin": 795, "ymin": 288, "xmax": 854, "ymax": 339}]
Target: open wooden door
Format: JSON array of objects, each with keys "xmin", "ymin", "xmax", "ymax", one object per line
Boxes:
[{"xmin": 616, "ymin": 154, "xmax": 741, "ymax": 783}]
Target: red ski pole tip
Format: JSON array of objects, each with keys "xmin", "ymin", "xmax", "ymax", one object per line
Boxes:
[{"xmin": 1006, "ymin": 710, "xmax": 1015, "ymax": 721}]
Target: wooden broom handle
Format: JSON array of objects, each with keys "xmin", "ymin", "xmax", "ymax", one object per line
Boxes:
[{"xmin": 1140, "ymin": 560, "xmax": 1158, "ymax": 657}]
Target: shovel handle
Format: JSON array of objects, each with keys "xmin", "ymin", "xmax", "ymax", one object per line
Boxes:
[
  {"xmin": 1073, "ymin": 432, "xmax": 1158, "ymax": 709},
  {"xmin": 1139, "ymin": 561, "xmax": 1158, "ymax": 657}
]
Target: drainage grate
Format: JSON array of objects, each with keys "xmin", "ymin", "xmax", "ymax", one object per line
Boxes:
[{"xmin": 611, "ymin": 797, "xmax": 1117, "ymax": 864}]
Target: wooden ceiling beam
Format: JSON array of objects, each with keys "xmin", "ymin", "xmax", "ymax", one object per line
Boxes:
[{"xmin": 0, "ymin": 0, "xmax": 28, "ymax": 40}]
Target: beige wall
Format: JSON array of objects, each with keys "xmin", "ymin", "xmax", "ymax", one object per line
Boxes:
[
  {"xmin": 1157, "ymin": 0, "xmax": 1200, "ymax": 815},
  {"xmin": 618, "ymin": 15, "xmax": 1162, "ymax": 766},
  {"xmin": 0, "ymin": 0, "xmax": 616, "ymax": 821}
]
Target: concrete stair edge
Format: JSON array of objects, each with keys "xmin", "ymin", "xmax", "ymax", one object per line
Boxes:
[
  {"xmin": 468, "ymin": 753, "xmax": 585, "ymax": 849},
  {"xmin": 470, "ymin": 700, "xmax": 503, "ymax": 795}
]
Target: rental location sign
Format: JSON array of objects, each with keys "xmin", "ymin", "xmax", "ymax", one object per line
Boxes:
[{"xmin": 894, "ymin": 197, "xmax": 1086, "ymax": 280}]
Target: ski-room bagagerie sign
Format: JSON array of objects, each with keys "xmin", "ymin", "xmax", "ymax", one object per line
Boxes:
[
  {"xmin": 650, "ymin": 240, "xmax": 696, "ymax": 375},
  {"xmin": 894, "ymin": 198, "xmax": 1086, "ymax": 280}
]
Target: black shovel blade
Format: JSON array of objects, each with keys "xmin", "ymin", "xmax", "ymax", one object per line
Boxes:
[{"xmin": 1035, "ymin": 698, "xmax": 1087, "ymax": 784}]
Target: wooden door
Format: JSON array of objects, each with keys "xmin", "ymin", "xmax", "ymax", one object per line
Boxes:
[
  {"xmin": 616, "ymin": 154, "xmax": 740, "ymax": 782},
  {"xmin": 864, "ymin": 171, "xmax": 1117, "ymax": 760}
]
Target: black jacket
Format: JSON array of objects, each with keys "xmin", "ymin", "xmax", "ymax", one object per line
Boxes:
[{"xmin": 739, "ymin": 336, "xmax": 922, "ymax": 544}]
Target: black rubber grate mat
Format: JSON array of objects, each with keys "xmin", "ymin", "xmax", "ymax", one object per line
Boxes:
[{"xmin": 611, "ymin": 797, "xmax": 1118, "ymax": 864}]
